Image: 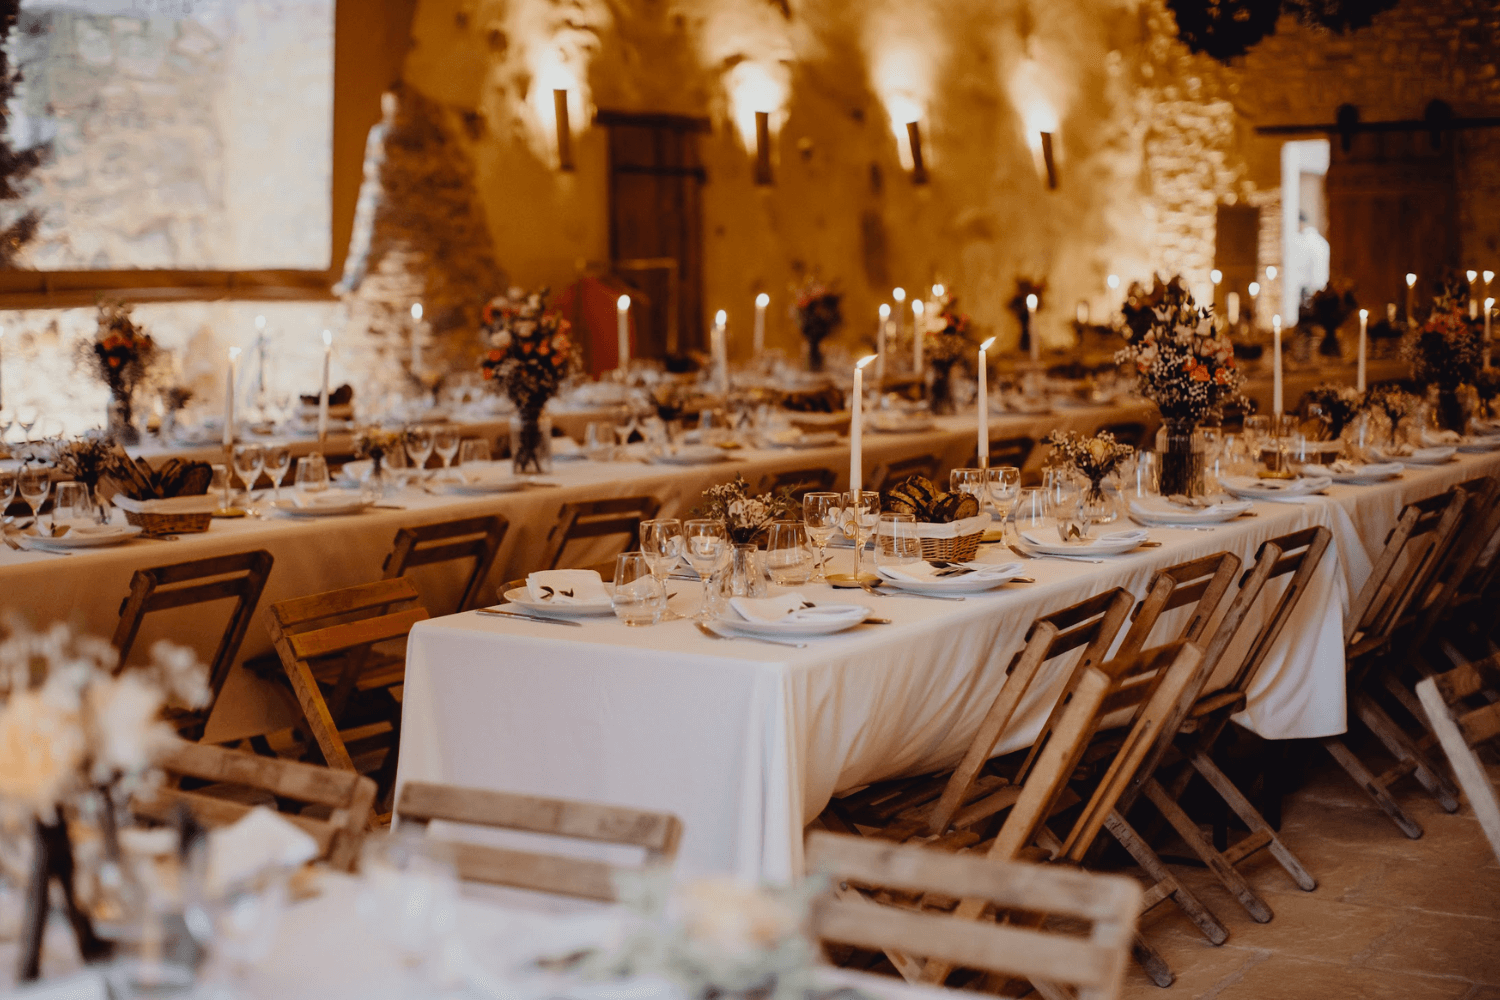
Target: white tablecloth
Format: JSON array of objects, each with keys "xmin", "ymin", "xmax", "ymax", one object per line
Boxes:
[
  {"xmin": 397, "ymin": 450, "xmax": 1500, "ymax": 882},
  {"xmin": 0, "ymin": 405, "xmax": 1148, "ymax": 743}
]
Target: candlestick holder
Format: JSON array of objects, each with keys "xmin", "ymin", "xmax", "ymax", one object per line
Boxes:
[{"xmin": 213, "ymin": 445, "xmax": 247, "ymax": 518}]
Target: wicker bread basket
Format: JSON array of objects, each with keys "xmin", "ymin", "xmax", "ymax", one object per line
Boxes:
[
  {"xmin": 112, "ymin": 495, "xmax": 216, "ymax": 536},
  {"xmin": 878, "ymin": 513, "xmax": 990, "ymax": 563}
]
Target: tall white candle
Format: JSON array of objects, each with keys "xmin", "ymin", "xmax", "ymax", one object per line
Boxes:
[
  {"xmin": 318, "ymin": 329, "xmax": 332, "ymax": 444},
  {"xmin": 851, "ymin": 355, "xmax": 875, "ymax": 495},
  {"xmin": 1226, "ymin": 292, "xmax": 1240, "ymax": 327},
  {"xmin": 1248, "ymin": 282, "xmax": 1260, "ymax": 329},
  {"xmin": 410, "ymin": 302, "xmax": 424, "ymax": 371},
  {"xmin": 713, "ymin": 310, "xmax": 728, "ymax": 396},
  {"xmin": 911, "ymin": 300, "xmax": 925, "ymax": 374},
  {"xmin": 876, "ymin": 304, "xmax": 889, "ymax": 388},
  {"xmin": 891, "ymin": 288, "xmax": 906, "ymax": 346},
  {"xmin": 1025, "ymin": 293, "xmax": 1039, "ymax": 362},
  {"xmin": 1272, "ymin": 315, "xmax": 1283, "ymax": 416},
  {"xmin": 1484, "ymin": 271, "xmax": 1494, "ymax": 303},
  {"xmin": 977, "ymin": 337, "xmax": 995, "ymax": 467},
  {"xmin": 1405, "ymin": 273, "xmax": 1417, "ymax": 326},
  {"xmin": 1356, "ymin": 309, "xmax": 1368, "ymax": 393},
  {"xmin": 753, "ymin": 293, "xmax": 768, "ymax": 356},
  {"xmin": 616, "ymin": 295, "xmax": 631, "ymax": 369},
  {"xmin": 224, "ymin": 347, "xmax": 240, "ymax": 448},
  {"xmin": 1486, "ymin": 298, "xmax": 1495, "ymax": 364}
]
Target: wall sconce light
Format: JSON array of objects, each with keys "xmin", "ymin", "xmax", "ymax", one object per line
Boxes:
[
  {"xmin": 1038, "ymin": 131, "xmax": 1058, "ymax": 190},
  {"xmin": 754, "ymin": 111, "xmax": 773, "ymax": 186},
  {"xmin": 553, "ymin": 89, "xmax": 574, "ymax": 172},
  {"xmin": 906, "ymin": 121, "xmax": 928, "ymax": 185}
]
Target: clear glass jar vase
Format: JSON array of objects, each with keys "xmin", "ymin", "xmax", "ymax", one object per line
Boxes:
[
  {"xmin": 728, "ymin": 543, "xmax": 768, "ymax": 598},
  {"xmin": 1081, "ymin": 478, "xmax": 1125, "ymax": 524},
  {"xmin": 1156, "ymin": 419, "xmax": 1205, "ymax": 497},
  {"xmin": 510, "ymin": 413, "xmax": 553, "ymax": 475}
]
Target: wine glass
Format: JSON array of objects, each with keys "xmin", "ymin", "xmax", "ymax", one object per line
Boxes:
[
  {"xmin": 17, "ymin": 466, "xmax": 50, "ymax": 526},
  {"xmin": 265, "ymin": 446, "xmax": 292, "ymax": 501},
  {"xmin": 0, "ymin": 467, "xmax": 16, "ymax": 522},
  {"xmin": 802, "ymin": 492, "xmax": 841, "ymax": 583},
  {"xmin": 875, "ymin": 512, "xmax": 920, "ymax": 575},
  {"xmin": 683, "ymin": 518, "xmax": 730, "ymax": 621},
  {"xmin": 405, "ymin": 425, "xmax": 435, "ymax": 480},
  {"xmin": 1243, "ymin": 415, "xmax": 1272, "ymax": 469},
  {"xmin": 231, "ymin": 444, "xmax": 265, "ymax": 503},
  {"xmin": 16, "ymin": 406, "xmax": 39, "ymax": 443},
  {"xmin": 1009, "ymin": 486, "xmax": 1047, "ymax": 545},
  {"xmin": 584, "ymin": 421, "xmax": 616, "ymax": 462},
  {"xmin": 51, "ymin": 481, "xmax": 88, "ymax": 533},
  {"xmin": 1052, "ymin": 476, "xmax": 1090, "ymax": 542},
  {"xmin": 433, "ymin": 426, "xmax": 460, "ymax": 477},
  {"xmin": 842, "ymin": 490, "xmax": 881, "ymax": 583},
  {"xmin": 949, "ymin": 467, "xmax": 985, "ymax": 500},
  {"xmin": 612, "ymin": 552, "xmax": 666, "ymax": 627},
  {"xmin": 640, "ymin": 518, "xmax": 685, "ymax": 621},
  {"xmin": 766, "ymin": 520, "xmax": 813, "ymax": 585},
  {"xmin": 293, "ymin": 453, "xmax": 329, "ymax": 498},
  {"xmin": 985, "ymin": 466, "xmax": 1022, "ymax": 523}
]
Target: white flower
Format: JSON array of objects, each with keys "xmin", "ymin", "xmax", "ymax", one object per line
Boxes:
[
  {"xmin": 146, "ymin": 641, "xmax": 210, "ymax": 711},
  {"xmin": 83, "ymin": 673, "xmax": 173, "ymax": 785},
  {"xmin": 676, "ymin": 877, "xmax": 800, "ymax": 956},
  {"xmin": 0, "ymin": 688, "xmax": 85, "ymax": 818}
]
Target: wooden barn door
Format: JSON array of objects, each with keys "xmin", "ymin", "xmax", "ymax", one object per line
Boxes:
[
  {"xmin": 600, "ymin": 111, "xmax": 708, "ymax": 358},
  {"xmin": 1326, "ymin": 131, "xmax": 1458, "ymax": 313}
]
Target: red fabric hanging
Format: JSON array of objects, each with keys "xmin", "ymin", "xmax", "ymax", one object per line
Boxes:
[{"xmin": 556, "ymin": 275, "xmax": 636, "ymax": 376}]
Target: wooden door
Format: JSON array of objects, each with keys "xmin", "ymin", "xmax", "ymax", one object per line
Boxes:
[
  {"xmin": 1326, "ymin": 131, "xmax": 1458, "ymax": 313},
  {"xmin": 601, "ymin": 111, "xmax": 708, "ymax": 358}
]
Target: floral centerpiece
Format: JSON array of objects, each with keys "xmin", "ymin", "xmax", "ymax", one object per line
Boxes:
[
  {"xmin": 1044, "ymin": 430, "xmax": 1135, "ymax": 523},
  {"xmin": 1301, "ymin": 384, "xmax": 1363, "ymax": 440},
  {"xmin": 696, "ymin": 475, "xmax": 798, "ymax": 546},
  {"xmin": 791, "ymin": 278, "xmax": 842, "ymax": 373},
  {"xmin": 1363, "ymin": 384, "xmax": 1419, "ymax": 449},
  {"xmin": 1114, "ymin": 276, "xmax": 1243, "ymax": 496},
  {"xmin": 77, "ymin": 301, "xmax": 159, "ymax": 445},
  {"xmin": 1302, "ymin": 281, "xmax": 1359, "ymax": 358},
  {"xmin": 1403, "ymin": 279, "xmax": 1484, "ymax": 432},
  {"xmin": 920, "ymin": 293, "xmax": 973, "ymax": 414},
  {"xmin": 0, "ymin": 622, "xmax": 208, "ymax": 981},
  {"xmin": 481, "ymin": 287, "xmax": 580, "ymax": 473},
  {"xmin": 353, "ymin": 427, "xmax": 404, "ymax": 495},
  {"xmin": 47, "ymin": 435, "xmax": 117, "ymax": 521}
]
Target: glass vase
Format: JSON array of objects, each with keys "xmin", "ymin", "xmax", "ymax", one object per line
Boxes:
[
  {"xmin": 510, "ymin": 413, "xmax": 553, "ymax": 475},
  {"xmin": 1081, "ymin": 478, "xmax": 1125, "ymax": 524},
  {"xmin": 728, "ymin": 544, "xmax": 768, "ymax": 598},
  {"xmin": 1157, "ymin": 419, "xmax": 1205, "ymax": 497},
  {"xmin": 927, "ymin": 364, "xmax": 957, "ymax": 415},
  {"xmin": 108, "ymin": 389, "xmax": 141, "ymax": 445}
]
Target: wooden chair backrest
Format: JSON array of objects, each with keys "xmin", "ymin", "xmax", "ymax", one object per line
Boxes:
[
  {"xmin": 112, "ymin": 550, "xmax": 274, "ymax": 705},
  {"xmin": 266, "ymin": 577, "xmax": 429, "ymax": 771},
  {"xmin": 1099, "ymin": 421, "xmax": 1149, "ymax": 449},
  {"xmin": 806, "ymin": 831, "xmax": 1140, "ymax": 1000},
  {"xmin": 1416, "ymin": 667, "xmax": 1500, "ymax": 862},
  {"xmin": 539, "ymin": 495, "xmax": 662, "ymax": 572},
  {"xmin": 1112, "ymin": 552, "xmax": 1241, "ymax": 664},
  {"xmin": 926, "ymin": 588, "xmax": 1134, "ymax": 835},
  {"xmin": 874, "ymin": 453, "xmax": 942, "ymax": 493},
  {"xmin": 1349, "ymin": 488, "xmax": 1466, "ymax": 652},
  {"xmin": 1403, "ymin": 477, "xmax": 1499, "ymax": 645},
  {"xmin": 396, "ymin": 781, "xmax": 683, "ymax": 900},
  {"xmin": 1449, "ymin": 485, "xmax": 1500, "ymax": 612},
  {"xmin": 381, "ymin": 514, "xmax": 510, "ymax": 614},
  {"xmin": 132, "ymin": 741, "xmax": 376, "ymax": 871},
  {"xmin": 757, "ymin": 467, "xmax": 837, "ymax": 500}
]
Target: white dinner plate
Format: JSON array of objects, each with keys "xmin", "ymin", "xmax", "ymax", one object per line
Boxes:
[
  {"xmin": 1017, "ymin": 529, "xmax": 1149, "ymax": 557},
  {"xmin": 1370, "ymin": 446, "xmax": 1456, "ymax": 466},
  {"xmin": 1128, "ymin": 497, "xmax": 1252, "ymax": 525},
  {"xmin": 1220, "ymin": 475, "xmax": 1333, "ymax": 501},
  {"xmin": 266, "ymin": 497, "xmax": 373, "ymax": 518},
  {"xmin": 652, "ymin": 445, "xmax": 725, "ymax": 465},
  {"xmin": 21, "ymin": 524, "xmax": 142, "ymax": 549},
  {"xmin": 1302, "ymin": 462, "xmax": 1404, "ymax": 484},
  {"xmin": 875, "ymin": 563, "xmax": 1024, "ymax": 594},
  {"xmin": 1458, "ymin": 436, "xmax": 1500, "ymax": 453},
  {"xmin": 502, "ymin": 587, "xmax": 616, "ymax": 617},
  {"xmin": 432, "ymin": 472, "xmax": 529, "ymax": 495},
  {"xmin": 715, "ymin": 604, "xmax": 870, "ymax": 638},
  {"xmin": 766, "ymin": 431, "xmax": 840, "ymax": 449}
]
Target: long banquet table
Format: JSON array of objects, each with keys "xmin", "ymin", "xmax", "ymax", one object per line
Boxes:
[
  {"xmin": 0, "ymin": 403, "xmax": 1150, "ymax": 743},
  {"xmin": 396, "ymin": 447, "xmax": 1500, "ymax": 883}
]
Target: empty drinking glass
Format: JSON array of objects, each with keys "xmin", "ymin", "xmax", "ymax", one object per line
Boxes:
[
  {"xmin": 405, "ymin": 426, "xmax": 435, "ymax": 479},
  {"xmin": 640, "ymin": 518, "xmax": 684, "ymax": 620},
  {"xmin": 265, "ymin": 446, "xmax": 292, "ymax": 501},
  {"xmin": 433, "ymin": 426, "xmax": 461, "ymax": 476},
  {"xmin": 949, "ymin": 468, "xmax": 985, "ymax": 502},
  {"xmin": 584, "ymin": 422, "xmax": 616, "ymax": 462},
  {"xmin": 1243, "ymin": 415, "xmax": 1272, "ymax": 468},
  {"xmin": 17, "ymin": 466, "xmax": 50, "ymax": 524},
  {"xmin": 1131, "ymin": 450, "xmax": 1160, "ymax": 498},
  {"xmin": 51, "ymin": 481, "xmax": 90, "ymax": 531},
  {"xmin": 683, "ymin": 519, "xmax": 730, "ymax": 621},
  {"xmin": 1052, "ymin": 477, "xmax": 1091, "ymax": 542},
  {"xmin": 0, "ymin": 467, "xmax": 16, "ymax": 519},
  {"xmin": 985, "ymin": 466, "xmax": 1022, "ymax": 522},
  {"xmin": 232, "ymin": 443, "xmax": 265, "ymax": 499},
  {"xmin": 875, "ymin": 512, "xmax": 921, "ymax": 574},
  {"xmin": 458, "ymin": 439, "xmax": 491, "ymax": 468},
  {"xmin": 802, "ymin": 492, "xmax": 841, "ymax": 583},
  {"xmin": 766, "ymin": 520, "xmax": 814, "ymax": 585},
  {"xmin": 1009, "ymin": 486, "xmax": 1048, "ymax": 543},
  {"xmin": 293, "ymin": 453, "xmax": 330, "ymax": 497},
  {"xmin": 612, "ymin": 552, "xmax": 666, "ymax": 627}
]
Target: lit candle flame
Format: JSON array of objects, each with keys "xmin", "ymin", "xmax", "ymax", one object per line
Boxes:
[
  {"xmin": 411, "ymin": 303, "xmax": 423, "ymax": 321},
  {"xmin": 715, "ymin": 310, "xmax": 727, "ymax": 327},
  {"xmin": 1248, "ymin": 282, "xmax": 1260, "ymax": 297},
  {"xmin": 892, "ymin": 287, "xmax": 906, "ymax": 303},
  {"xmin": 1210, "ymin": 269, "xmax": 1222, "ymax": 285},
  {"xmin": 1106, "ymin": 274, "xmax": 1120, "ymax": 290},
  {"xmin": 322, "ymin": 329, "xmax": 332, "ymax": 347},
  {"xmin": 255, "ymin": 315, "xmax": 266, "ymax": 330},
  {"xmin": 1406, "ymin": 273, "xmax": 1417, "ymax": 288},
  {"xmin": 755, "ymin": 293, "xmax": 769, "ymax": 308},
  {"xmin": 879, "ymin": 303, "xmax": 891, "ymax": 320},
  {"xmin": 932, "ymin": 283, "xmax": 944, "ymax": 298},
  {"xmin": 1485, "ymin": 270, "xmax": 1495, "ymax": 284},
  {"xmin": 1266, "ymin": 266, "xmax": 1278, "ymax": 281},
  {"xmin": 856, "ymin": 354, "xmax": 877, "ymax": 369},
  {"xmin": 617, "ymin": 295, "xmax": 630, "ymax": 311},
  {"xmin": 1359, "ymin": 309, "xmax": 1368, "ymax": 321},
  {"xmin": 228, "ymin": 346, "xmax": 241, "ymax": 362},
  {"xmin": 1467, "ymin": 270, "xmax": 1478, "ymax": 283},
  {"xmin": 1025, "ymin": 294, "xmax": 1038, "ymax": 311},
  {"xmin": 980, "ymin": 336, "xmax": 996, "ymax": 351},
  {"xmin": 912, "ymin": 300, "xmax": 925, "ymax": 317}
]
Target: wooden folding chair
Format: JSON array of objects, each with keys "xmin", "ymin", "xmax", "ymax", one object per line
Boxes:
[
  {"xmin": 872, "ymin": 453, "xmax": 943, "ymax": 493},
  {"xmin": 1126, "ymin": 529, "xmax": 1331, "ymax": 914},
  {"xmin": 112, "ymin": 550, "xmax": 274, "ymax": 735},
  {"xmin": 266, "ymin": 578, "xmax": 429, "ymax": 804},
  {"xmin": 395, "ymin": 781, "xmax": 682, "ymax": 900},
  {"xmin": 381, "ymin": 514, "xmax": 509, "ymax": 614},
  {"xmin": 757, "ymin": 466, "xmax": 837, "ymax": 501},
  {"xmin": 132, "ymin": 741, "xmax": 376, "ymax": 871},
  {"xmin": 806, "ymin": 831, "xmax": 1141, "ymax": 1000},
  {"xmin": 1416, "ymin": 665, "xmax": 1500, "ymax": 863},
  {"xmin": 1323, "ymin": 489, "xmax": 1468, "ymax": 836},
  {"xmin": 537, "ymin": 495, "xmax": 661, "ymax": 572}
]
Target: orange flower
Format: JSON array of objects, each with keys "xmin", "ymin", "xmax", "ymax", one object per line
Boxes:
[
  {"xmin": 1213, "ymin": 367, "xmax": 1230, "ymax": 385},
  {"xmin": 1190, "ymin": 364, "xmax": 1210, "ymax": 382}
]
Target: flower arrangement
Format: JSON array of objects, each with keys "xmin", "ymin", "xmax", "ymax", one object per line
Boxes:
[
  {"xmin": 1403, "ymin": 304, "xmax": 1482, "ymax": 392},
  {"xmin": 1114, "ymin": 278, "xmax": 1243, "ymax": 423},
  {"xmin": 1302, "ymin": 281, "xmax": 1359, "ymax": 357},
  {"xmin": 48, "ymin": 435, "xmax": 118, "ymax": 494},
  {"xmin": 1301, "ymin": 384, "xmax": 1364, "ymax": 439},
  {"xmin": 479, "ymin": 287, "xmax": 580, "ymax": 413},
  {"xmin": 79, "ymin": 301, "xmax": 158, "ymax": 398},
  {"xmin": 1044, "ymin": 430, "xmax": 1135, "ymax": 487},
  {"xmin": 920, "ymin": 293, "xmax": 974, "ymax": 367},
  {"xmin": 1364, "ymin": 383, "xmax": 1418, "ymax": 443},
  {"xmin": 695, "ymin": 475, "xmax": 799, "ymax": 545},
  {"xmin": 791, "ymin": 278, "xmax": 842, "ymax": 372},
  {"xmin": 354, "ymin": 427, "xmax": 404, "ymax": 476}
]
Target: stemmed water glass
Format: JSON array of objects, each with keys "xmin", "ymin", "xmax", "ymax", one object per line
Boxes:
[
  {"xmin": 17, "ymin": 466, "xmax": 50, "ymax": 527},
  {"xmin": 265, "ymin": 446, "xmax": 292, "ymax": 502},
  {"xmin": 802, "ymin": 492, "xmax": 841, "ymax": 583},
  {"xmin": 985, "ymin": 465, "xmax": 1021, "ymax": 523},
  {"xmin": 842, "ymin": 490, "xmax": 881, "ymax": 583},
  {"xmin": 433, "ymin": 426, "xmax": 460, "ymax": 479},
  {"xmin": 15, "ymin": 406, "xmax": 38, "ymax": 444},
  {"xmin": 1243, "ymin": 415, "xmax": 1272, "ymax": 470},
  {"xmin": 683, "ymin": 518, "xmax": 730, "ymax": 621},
  {"xmin": 0, "ymin": 467, "xmax": 17, "ymax": 525},
  {"xmin": 640, "ymin": 518, "xmax": 685, "ymax": 621},
  {"xmin": 405, "ymin": 425, "xmax": 435, "ymax": 481},
  {"xmin": 231, "ymin": 444, "xmax": 265, "ymax": 506}
]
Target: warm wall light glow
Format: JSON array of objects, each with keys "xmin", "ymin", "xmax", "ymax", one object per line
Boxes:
[
  {"xmin": 755, "ymin": 293, "xmax": 770, "ymax": 308},
  {"xmin": 1107, "ymin": 274, "xmax": 1120, "ymax": 290},
  {"xmin": 411, "ymin": 303, "xmax": 423, "ymax": 321},
  {"xmin": 856, "ymin": 354, "xmax": 877, "ymax": 369},
  {"xmin": 727, "ymin": 61, "xmax": 787, "ymax": 150},
  {"xmin": 527, "ymin": 44, "xmax": 589, "ymax": 168},
  {"xmin": 1010, "ymin": 58, "xmax": 1062, "ymax": 188},
  {"xmin": 1266, "ymin": 266, "xmax": 1278, "ymax": 281}
]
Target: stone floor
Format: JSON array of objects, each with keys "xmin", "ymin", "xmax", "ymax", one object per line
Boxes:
[{"xmin": 1120, "ymin": 749, "xmax": 1500, "ymax": 999}]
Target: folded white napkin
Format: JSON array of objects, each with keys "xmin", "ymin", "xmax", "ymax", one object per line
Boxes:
[
  {"xmin": 1421, "ymin": 428, "xmax": 1461, "ymax": 446},
  {"xmin": 1131, "ymin": 496, "xmax": 1252, "ymax": 518},
  {"xmin": 205, "ymin": 806, "xmax": 319, "ymax": 897},
  {"xmin": 728, "ymin": 592, "xmax": 865, "ymax": 623},
  {"xmin": 526, "ymin": 569, "xmax": 610, "ymax": 605},
  {"xmin": 552, "ymin": 436, "xmax": 582, "ymax": 456},
  {"xmin": 1021, "ymin": 528, "xmax": 1148, "ymax": 549},
  {"xmin": 878, "ymin": 560, "xmax": 1023, "ymax": 583},
  {"xmin": 1303, "ymin": 461, "xmax": 1403, "ymax": 478}
]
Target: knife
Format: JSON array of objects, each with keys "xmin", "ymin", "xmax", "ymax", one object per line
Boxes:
[{"xmin": 474, "ymin": 607, "xmax": 585, "ymax": 627}]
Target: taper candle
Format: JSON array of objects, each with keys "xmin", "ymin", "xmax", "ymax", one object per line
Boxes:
[
  {"xmin": 616, "ymin": 295, "xmax": 631, "ymax": 369},
  {"xmin": 753, "ymin": 293, "xmax": 768, "ymax": 356},
  {"xmin": 224, "ymin": 347, "xmax": 240, "ymax": 448},
  {"xmin": 851, "ymin": 355, "xmax": 876, "ymax": 495},
  {"xmin": 1226, "ymin": 292, "xmax": 1240, "ymax": 327},
  {"xmin": 876, "ymin": 304, "xmax": 889, "ymax": 388},
  {"xmin": 977, "ymin": 337, "xmax": 995, "ymax": 467},
  {"xmin": 410, "ymin": 302, "xmax": 424, "ymax": 371},
  {"xmin": 713, "ymin": 310, "xmax": 728, "ymax": 396},
  {"xmin": 1272, "ymin": 315, "xmax": 1283, "ymax": 416},
  {"xmin": 911, "ymin": 300, "xmax": 925, "ymax": 374},
  {"xmin": 1025, "ymin": 293, "xmax": 1039, "ymax": 363},
  {"xmin": 1357, "ymin": 309, "xmax": 1368, "ymax": 393},
  {"xmin": 1405, "ymin": 273, "xmax": 1417, "ymax": 327},
  {"xmin": 318, "ymin": 329, "xmax": 332, "ymax": 444},
  {"xmin": 1486, "ymin": 298, "xmax": 1495, "ymax": 357}
]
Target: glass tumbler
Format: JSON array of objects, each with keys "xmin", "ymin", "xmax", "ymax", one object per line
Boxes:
[{"xmin": 611, "ymin": 552, "xmax": 666, "ymax": 627}]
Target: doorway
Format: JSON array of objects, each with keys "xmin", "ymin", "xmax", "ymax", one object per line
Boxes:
[
  {"xmin": 599, "ymin": 110, "xmax": 709, "ymax": 358},
  {"xmin": 1281, "ymin": 140, "xmax": 1330, "ymax": 322}
]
